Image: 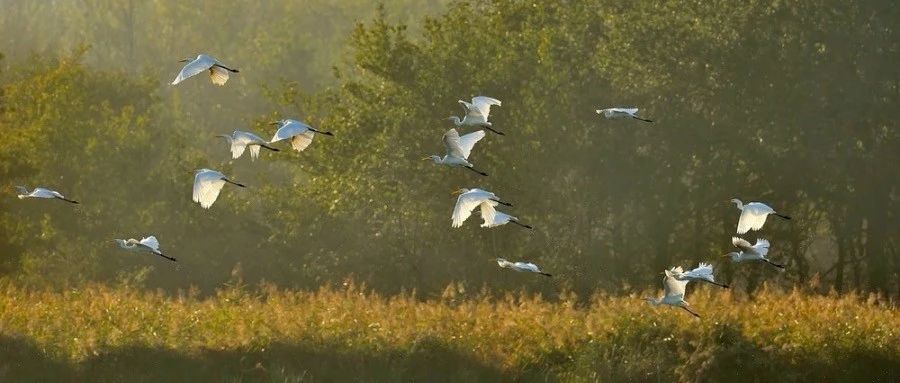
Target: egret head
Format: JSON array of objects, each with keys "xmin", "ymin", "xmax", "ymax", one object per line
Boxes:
[
  {"xmin": 16, "ymin": 195, "xmax": 25, "ymax": 199},
  {"xmin": 421, "ymin": 155, "xmax": 441, "ymax": 164},
  {"xmin": 722, "ymin": 252, "xmax": 740, "ymax": 262},
  {"xmin": 447, "ymin": 116, "xmax": 461, "ymax": 125},
  {"xmin": 450, "ymin": 188, "xmax": 470, "ymax": 195},
  {"xmin": 215, "ymin": 134, "xmax": 232, "ymax": 142},
  {"xmin": 729, "ymin": 198, "xmax": 743, "ymax": 207}
]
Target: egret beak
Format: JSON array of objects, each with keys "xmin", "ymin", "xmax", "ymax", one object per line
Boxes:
[
  {"xmin": 269, "ymin": 121, "xmax": 281, "ymax": 126},
  {"xmin": 421, "ymin": 156, "xmax": 432, "ymax": 161},
  {"xmin": 721, "ymin": 254, "xmax": 731, "ymax": 258},
  {"xmin": 178, "ymin": 59, "xmax": 189, "ymax": 63},
  {"xmin": 450, "ymin": 189, "xmax": 465, "ymax": 195}
]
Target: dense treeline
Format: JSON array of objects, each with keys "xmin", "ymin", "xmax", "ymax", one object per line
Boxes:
[{"xmin": 0, "ymin": 0, "xmax": 896, "ymax": 296}]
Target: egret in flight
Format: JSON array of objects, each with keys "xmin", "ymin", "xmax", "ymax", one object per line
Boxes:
[
  {"xmin": 670, "ymin": 263, "xmax": 729, "ymax": 288},
  {"xmin": 171, "ymin": 54, "xmax": 239, "ymax": 86},
  {"xmin": 730, "ymin": 199, "xmax": 791, "ymax": 234},
  {"xmin": 643, "ymin": 269, "xmax": 700, "ymax": 318},
  {"xmin": 114, "ymin": 235, "xmax": 176, "ymax": 262},
  {"xmin": 192, "ymin": 169, "xmax": 245, "ymax": 209},
  {"xmin": 269, "ymin": 119, "xmax": 333, "ymax": 152},
  {"xmin": 448, "ymin": 96, "xmax": 503, "ymax": 135},
  {"xmin": 15, "ymin": 186, "xmax": 78, "ymax": 204},
  {"xmin": 480, "ymin": 201, "xmax": 533, "ymax": 230},
  {"xmin": 217, "ymin": 130, "xmax": 279, "ymax": 161},
  {"xmin": 450, "ymin": 188, "xmax": 512, "ymax": 228},
  {"xmin": 596, "ymin": 107, "xmax": 653, "ymax": 122},
  {"xmin": 425, "ymin": 129, "xmax": 488, "ymax": 176},
  {"xmin": 496, "ymin": 258, "xmax": 551, "ymax": 277},
  {"xmin": 725, "ymin": 237, "xmax": 784, "ymax": 269}
]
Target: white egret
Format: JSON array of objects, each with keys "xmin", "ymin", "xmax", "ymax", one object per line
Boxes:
[
  {"xmin": 171, "ymin": 54, "xmax": 239, "ymax": 86},
  {"xmin": 643, "ymin": 269, "xmax": 700, "ymax": 318},
  {"xmin": 192, "ymin": 169, "xmax": 245, "ymax": 209},
  {"xmin": 15, "ymin": 186, "xmax": 78, "ymax": 204},
  {"xmin": 479, "ymin": 201, "xmax": 533, "ymax": 230},
  {"xmin": 450, "ymin": 188, "xmax": 512, "ymax": 228},
  {"xmin": 496, "ymin": 258, "xmax": 551, "ymax": 277},
  {"xmin": 730, "ymin": 199, "xmax": 791, "ymax": 234},
  {"xmin": 596, "ymin": 107, "xmax": 653, "ymax": 122},
  {"xmin": 725, "ymin": 237, "xmax": 784, "ymax": 269},
  {"xmin": 448, "ymin": 96, "xmax": 503, "ymax": 135},
  {"xmin": 670, "ymin": 263, "xmax": 729, "ymax": 288},
  {"xmin": 216, "ymin": 130, "xmax": 280, "ymax": 160},
  {"xmin": 269, "ymin": 119, "xmax": 333, "ymax": 152},
  {"xmin": 114, "ymin": 235, "xmax": 176, "ymax": 262},
  {"xmin": 424, "ymin": 129, "xmax": 488, "ymax": 176}
]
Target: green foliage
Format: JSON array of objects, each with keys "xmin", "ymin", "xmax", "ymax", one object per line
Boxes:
[
  {"xmin": 0, "ymin": 283, "xmax": 896, "ymax": 381},
  {"xmin": 0, "ymin": 0, "xmax": 896, "ymax": 296}
]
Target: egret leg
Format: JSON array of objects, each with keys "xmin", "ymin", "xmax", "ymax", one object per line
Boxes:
[
  {"xmin": 510, "ymin": 220, "xmax": 534, "ymax": 230},
  {"xmin": 464, "ymin": 166, "xmax": 488, "ymax": 176}
]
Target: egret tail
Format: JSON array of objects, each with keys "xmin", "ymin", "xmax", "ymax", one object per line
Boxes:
[{"xmin": 464, "ymin": 166, "xmax": 488, "ymax": 176}]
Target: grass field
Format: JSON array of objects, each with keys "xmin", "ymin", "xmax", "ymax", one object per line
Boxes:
[{"xmin": 0, "ymin": 281, "xmax": 896, "ymax": 382}]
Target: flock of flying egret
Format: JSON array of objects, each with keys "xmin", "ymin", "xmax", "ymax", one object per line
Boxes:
[{"xmin": 13, "ymin": 53, "xmax": 793, "ymax": 318}]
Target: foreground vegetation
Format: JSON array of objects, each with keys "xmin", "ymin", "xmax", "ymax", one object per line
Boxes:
[{"xmin": 0, "ymin": 282, "xmax": 895, "ymax": 382}]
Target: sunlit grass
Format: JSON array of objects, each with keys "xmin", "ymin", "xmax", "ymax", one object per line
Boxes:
[{"xmin": 0, "ymin": 281, "xmax": 896, "ymax": 381}]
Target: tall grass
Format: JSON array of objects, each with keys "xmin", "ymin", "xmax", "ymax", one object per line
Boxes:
[{"xmin": 0, "ymin": 281, "xmax": 896, "ymax": 382}]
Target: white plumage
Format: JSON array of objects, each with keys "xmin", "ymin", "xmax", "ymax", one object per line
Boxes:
[
  {"xmin": 595, "ymin": 107, "xmax": 653, "ymax": 122},
  {"xmin": 450, "ymin": 188, "xmax": 510, "ymax": 228},
  {"xmin": 114, "ymin": 235, "xmax": 176, "ymax": 262},
  {"xmin": 495, "ymin": 258, "xmax": 551, "ymax": 277},
  {"xmin": 15, "ymin": 186, "xmax": 78, "ymax": 204},
  {"xmin": 217, "ymin": 130, "xmax": 279, "ymax": 160},
  {"xmin": 670, "ymin": 263, "xmax": 728, "ymax": 288},
  {"xmin": 644, "ymin": 269, "xmax": 700, "ymax": 318},
  {"xmin": 269, "ymin": 119, "xmax": 333, "ymax": 152},
  {"xmin": 192, "ymin": 169, "xmax": 245, "ymax": 209},
  {"xmin": 725, "ymin": 236, "xmax": 784, "ymax": 269},
  {"xmin": 478, "ymin": 201, "xmax": 533, "ymax": 229},
  {"xmin": 425, "ymin": 129, "xmax": 488, "ymax": 176},
  {"xmin": 448, "ymin": 96, "xmax": 504, "ymax": 135},
  {"xmin": 731, "ymin": 199, "xmax": 791, "ymax": 234},
  {"xmin": 171, "ymin": 54, "xmax": 239, "ymax": 86}
]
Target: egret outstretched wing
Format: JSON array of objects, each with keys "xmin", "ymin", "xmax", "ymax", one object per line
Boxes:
[
  {"xmin": 139, "ymin": 236, "xmax": 160, "ymax": 251},
  {"xmin": 442, "ymin": 129, "xmax": 467, "ymax": 159},
  {"xmin": 272, "ymin": 120, "xmax": 316, "ymax": 152},
  {"xmin": 451, "ymin": 190, "xmax": 494, "ymax": 228},
  {"xmin": 682, "ymin": 263, "xmax": 714, "ymax": 280},
  {"xmin": 663, "ymin": 269, "xmax": 688, "ymax": 299},
  {"xmin": 457, "ymin": 130, "xmax": 486, "ymax": 159},
  {"xmin": 172, "ymin": 55, "xmax": 216, "ymax": 85},
  {"xmin": 209, "ymin": 65, "xmax": 230, "ymax": 85},
  {"xmin": 192, "ymin": 169, "xmax": 227, "ymax": 209},
  {"xmin": 737, "ymin": 204, "xmax": 773, "ymax": 234},
  {"xmin": 470, "ymin": 96, "xmax": 501, "ymax": 118},
  {"xmin": 514, "ymin": 262, "xmax": 541, "ymax": 273}
]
